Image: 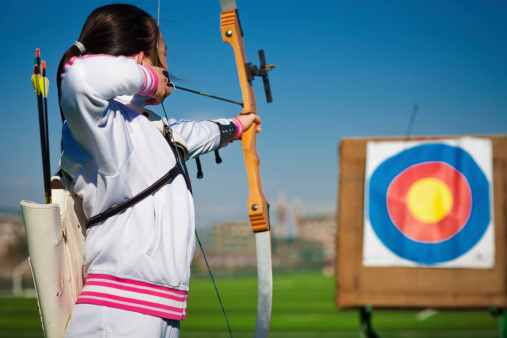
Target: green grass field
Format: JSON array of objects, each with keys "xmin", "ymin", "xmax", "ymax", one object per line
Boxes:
[{"xmin": 0, "ymin": 273, "xmax": 498, "ymax": 337}]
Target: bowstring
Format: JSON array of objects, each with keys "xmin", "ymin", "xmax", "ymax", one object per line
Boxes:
[
  {"xmin": 156, "ymin": 0, "xmax": 170, "ymax": 122},
  {"xmin": 156, "ymin": 1, "xmax": 232, "ymax": 336},
  {"xmin": 195, "ymin": 232, "xmax": 233, "ymax": 337}
]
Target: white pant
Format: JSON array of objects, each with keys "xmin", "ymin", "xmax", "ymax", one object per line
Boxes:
[{"xmin": 64, "ymin": 304, "xmax": 180, "ymax": 338}]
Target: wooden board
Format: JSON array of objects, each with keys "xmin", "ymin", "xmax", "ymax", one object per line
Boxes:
[{"xmin": 335, "ymin": 136, "xmax": 507, "ymax": 309}]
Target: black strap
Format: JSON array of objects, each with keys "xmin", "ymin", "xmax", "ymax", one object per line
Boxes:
[
  {"xmin": 163, "ymin": 129, "xmax": 192, "ymax": 194},
  {"xmin": 86, "ymin": 162, "xmax": 184, "ymax": 229},
  {"xmin": 85, "ymin": 125, "xmax": 193, "ymax": 229}
]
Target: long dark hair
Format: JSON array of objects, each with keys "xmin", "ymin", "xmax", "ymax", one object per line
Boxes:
[{"xmin": 57, "ymin": 4, "xmax": 159, "ymax": 122}]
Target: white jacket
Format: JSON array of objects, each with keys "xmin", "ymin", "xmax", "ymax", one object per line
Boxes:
[{"xmin": 60, "ymin": 55, "xmax": 233, "ymax": 320}]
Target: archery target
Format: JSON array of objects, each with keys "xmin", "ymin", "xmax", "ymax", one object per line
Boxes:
[{"xmin": 363, "ymin": 137, "xmax": 494, "ymax": 268}]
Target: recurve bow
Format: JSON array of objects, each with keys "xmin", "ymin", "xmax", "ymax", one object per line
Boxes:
[{"xmin": 219, "ymin": 1, "xmax": 273, "ymax": 336}]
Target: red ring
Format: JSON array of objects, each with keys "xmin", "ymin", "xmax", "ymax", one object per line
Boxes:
[{"xmin": 386, "ymin": 162, "xmax": 471, "ymax": 243}]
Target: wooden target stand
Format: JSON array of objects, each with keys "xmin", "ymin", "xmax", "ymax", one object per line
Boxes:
[{"xmin": 335, "ymin": 136, "xmax": 507, "ymax": 337}]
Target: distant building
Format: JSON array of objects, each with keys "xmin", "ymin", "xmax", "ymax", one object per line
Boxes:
[
  {"xmin": 209, "ymin": 220, "xmax": 255, "ymax": 255},
  {"xmin": 0, "ymin": 217, "xmax": 27, "ymax": 274},
  {"xmin": 0, "ymin": 217, "xmax": 31, "ymax": 294},
  {"xmin": 193, "ymin": 212, "xmax": 336, "ymax": 275},
  {"xmin": 296, "ymin": 214, "xmax": 336, "ymax": 273}
]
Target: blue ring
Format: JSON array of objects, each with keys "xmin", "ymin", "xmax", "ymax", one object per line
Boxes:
[{"xmin": 368, "ymin": 143, "xmax": 490, "ymax": 265}]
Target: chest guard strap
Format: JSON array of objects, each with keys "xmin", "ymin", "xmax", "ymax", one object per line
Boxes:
[
  {"xmin": 86, "ymin": 161, "xmax": 185, "ymax": 228},
  {"xmin": 86, "ymin": 126, "xmax": 192, "ymax": 229}
]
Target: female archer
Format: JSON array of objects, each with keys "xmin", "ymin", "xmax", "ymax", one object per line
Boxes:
[{"xmin": 57, "ymin": 4, "xmax": 260, "ymax": 337}]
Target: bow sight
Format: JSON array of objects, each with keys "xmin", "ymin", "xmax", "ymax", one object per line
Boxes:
[{"xmin": 245, "ymin": 49, "xmax": 276, "ymax": 103}]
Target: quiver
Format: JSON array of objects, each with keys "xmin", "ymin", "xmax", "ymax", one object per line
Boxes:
[{"xmin": 20, "ymin": 176, "xmax": 86, "ymax": 338}]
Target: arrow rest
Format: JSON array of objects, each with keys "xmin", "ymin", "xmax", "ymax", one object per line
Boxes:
[{"xmin": 245, "ymin": 49, "xmax": 277, "ymax": 103}]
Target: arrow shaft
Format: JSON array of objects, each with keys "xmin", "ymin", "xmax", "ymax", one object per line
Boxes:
[
  {"xmin": 174, "ymin": 85, "xmax": 243, "ymax": 106},
  {"xmin": 33, "ymin": 53, "xmax": 52, "ymax": 204}
]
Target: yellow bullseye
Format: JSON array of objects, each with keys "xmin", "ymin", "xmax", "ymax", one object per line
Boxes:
[{"xmin": 407, "ymin": 178, "xmax": 453, "ymax": 223}]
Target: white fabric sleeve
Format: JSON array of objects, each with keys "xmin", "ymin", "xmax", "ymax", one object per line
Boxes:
[
  {"xmin": 59, "ymin": 55, "xmax": 148, "ymax": 175},
  {"xmin": 60, "ymin": 55, "xmax": 147, "ymax": 120}
]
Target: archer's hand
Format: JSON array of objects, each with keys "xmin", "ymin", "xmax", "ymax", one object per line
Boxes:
[
  {"xmin": 144, "ymin": 66, "xmax": 171, "ymax": 105},
  {"xmin": 235, "ymin": 113, "xmax": 262, "ymax": 133}
]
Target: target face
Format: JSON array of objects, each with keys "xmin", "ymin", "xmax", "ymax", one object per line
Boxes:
[{"xmin": 363, "ymin": 139, "xmax": 494, "ymax": 267}]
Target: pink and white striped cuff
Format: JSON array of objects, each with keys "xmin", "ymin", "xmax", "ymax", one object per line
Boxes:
[
  {"xmin": 138, "ymin": 65, "xmax": 158, "ymax": 96},
  {"xmin": 231, "ymin": 118, "xmax": 244, "ymax": 139},
  {"xmin": 76, "ymin": 274, "xmax": 188, "ymax": 321}
]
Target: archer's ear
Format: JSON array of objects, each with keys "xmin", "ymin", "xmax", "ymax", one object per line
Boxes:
[{"xmin": 134, "ymin": 51, "xmax": 145, "ymax": 65}]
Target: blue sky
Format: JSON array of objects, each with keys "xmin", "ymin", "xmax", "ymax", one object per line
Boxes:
[{"xmin": 1, "ymin": 0, "xmax": 506, "ymax": 227}]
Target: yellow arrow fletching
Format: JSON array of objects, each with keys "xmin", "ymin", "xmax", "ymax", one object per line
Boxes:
[
  {"xmin": 31, "ymin": 74, "xmax": 41, "ymax": 95},
  {"xmin": 39, "ymin": 77, "xmax": 50, "ymax": 98}
]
